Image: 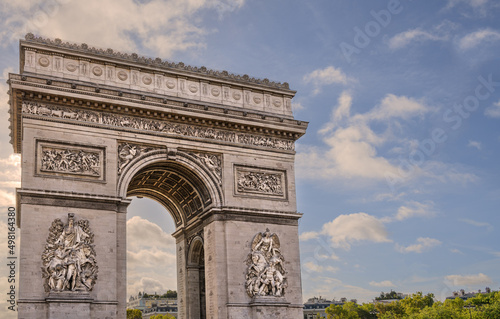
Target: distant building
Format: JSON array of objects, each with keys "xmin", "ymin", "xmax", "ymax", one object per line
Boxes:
[
  {"xmin": 142, "ymin": 305, "xmax": 178, "ymax": 318},
  {"xmin": 127, "ymin": 292, "xmax": 177, "ymax": 312},
  {"xmin": 303, "ymin": 296, "xmax": 346, "ymax": 319},
  {"xmin": 446, "ymin": 287, "xmax": 496, "ymax": 301},
  {"xmin": 373, "ymin": 292, "xmax": 408, "ymax": 304},
  {"xmin": 372, "ymin": 290, "xmax": 407, "ymax": 304}
]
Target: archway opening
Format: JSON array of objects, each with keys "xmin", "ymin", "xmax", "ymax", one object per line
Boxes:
[
  {"xmin": 125, "ymin": 160, "xmax": 213, "ymax": 318},
  {"xmin": 187, "ymin": 237, "xmax": 206, "ymax": 319},
  {"xmin": 126, "ymin": 161, "xmax": 213, "ymax": 229},
  {"xmin": 126, "ymin": 197, "xmax": 178, "ymax": 314}
]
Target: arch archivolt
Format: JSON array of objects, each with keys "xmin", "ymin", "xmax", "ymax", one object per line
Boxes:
[{"xmin": 118, "ymin": 147, "xmax": 223, "ymax": 229}]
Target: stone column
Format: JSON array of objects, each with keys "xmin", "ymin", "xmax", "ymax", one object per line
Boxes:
[
  {"xmin": 176, "ymin": 236, "xmax": 187, "ymax": 319},
  {"xmin": 186, "ymin": 266, "xmax": 201, "ymax": 317},
  {"xmin": 203, "ymin": 220, "xmax": 228, "ymax": 319},
  {"xmin": 116, "ymin": 200, "xmax": 130, "ymax": 319}
]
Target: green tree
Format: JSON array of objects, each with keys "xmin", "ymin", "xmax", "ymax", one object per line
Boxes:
[
  {"xmin": 408, "ymin": 302, "xmax": 468, "ymax": 319},
  {"xmin": 326, "ymin": 302, "xmax": 361, "ymax": 319},
  {"xmin": 126, "ymin": 308, "xmax": 142, "ymax": 319},
  {"xmin": 471, "ymin": 292, "xmax": 500, "ymax": 319},
  {"xmin": 357, "ymin": 303, "xmax": 378, "ymax": 319},
  {"xmin": 161, "ymin": 290, "xmax": 177, "ymax": 298},
  {"xmin": 400, "ymin": 292, "xmax": 434, "ymax": 315},
  {"xmin": 325, "ymin": 301, "xmax": 378, "ymax": 319},
  {"xmin": 375, "ymin": 301, "xmax": 406, "ymax": 319}
]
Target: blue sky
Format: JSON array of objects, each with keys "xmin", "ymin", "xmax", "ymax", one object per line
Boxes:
[{"xmin": 0, "ymin": 0, "xmax": 500, "ymax": 315}]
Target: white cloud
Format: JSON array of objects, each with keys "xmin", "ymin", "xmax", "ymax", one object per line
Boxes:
[
  {"xmin": 490, "ymin": 251, "xmax": 500, "ymax": 257},
  {"xmin": 396, "ymin": 237, "xmax": 441, "ymax": 253},
  {"xmin": 329, "ymin": 253, "xmax": 340, "ymax": 261},
  {"xmin": 299, "ymin": 231, "xmax": 319, "ymax": 241},
  {"xmin": 459, "ymin": 218, "xmax": 493, "ymax": 231},
  {"xmin": 303, "ymin": 66, "xmax": 352, "ymax": 95},
  {"xmin": 389, "ymin": 29, "xmax": 445, "ymax": 50},
  {"xmin": 318, "ymin": 91, "xmax": 352, "ymax": 135},
  {"xmin": 444, "ymin": 273, "xmax": 492, "ymax": 286},
  {"xmin": 388, "ymin": 21, "xmax": 456, "ymax": 50},
  {"xmin": 315, "ymin": 253, "xmax": 341, "ymax": 261},
  {"xmin": 446, "ymin": 0, "xmax": 488, "ymax": 9},
  {"xmin": 374, "ymin": 192, "xmax": 406, "ymax": 202},
  {"xmin": 369, "ymin": 280, "xmax": 395, "ymax": 288},
  {"xmin": 0, "ymin": 154, "xmax": 21, "ymax": 207},
  {"xmin": 292, "ymin": 102, "xmax": 305, "ymax": 112},
  {"xmin": 0, "ymin": 0, "xmax": 245, "ymax": 58},
  {"xmin": 485, "ymin": 100, "xmax": 500, "ymax": 118},
  {"xmin": 304, "ymin": 276, "xmax": 380, "ymax": 303},
  {"xmin": 394, "ymin": 201, "xmax": 435, "ymax": 221},
  {"xmin": 0, "ymin": 69, "xmax": 22, "ymax": 208},
  {"xmin": 126, "ymin": 216, "xmax": 177, "ymax": 296},
  {"xmin": 304, "ymin": 262, "xmax": 338, "ymax": 273},
  {"xmin": 297, "ymin": 92, "xmax": 431, "ymax": 181},
  {"xmin": 321, "ymin": 213, "xmax": 391, "ymax": 250},
  {"xmin": 450, "ymin": 248, "xmax": 463, "ymax": 254},
  {"xmin": 359, "ymin": 94, "xmax": 429, "ymax": 122},
  {"xmin": 459, "ymin": 28, "xmax": 500, "ymax": 50},
  {"xmin": 467, "ymin": 140, "xmax": 481, "ymax": 150},
  {"xmin": 127, "ymin": 216, "xmax": 175, "ymax": 252}
]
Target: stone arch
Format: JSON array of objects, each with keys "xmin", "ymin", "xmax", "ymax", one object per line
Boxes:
[
  {"xmin": 118, "ymin": 149, "xmax": 222, "ymax": 229},
  {"xmin": 187, "ymin": 235, "xmax": 204, "ymax": 266},
  {"xmin": 12, "ymin": 36, "xmax": 306, "ymax": 319}
]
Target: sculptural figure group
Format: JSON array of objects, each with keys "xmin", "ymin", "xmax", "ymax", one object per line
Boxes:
[
  {"xmin": 245, "ymin": 229, "xmax": 287, "ymax": 297},
  {"xmin": 41, "ymin": 148, "xmax": 100, "ymax": 176},
  {"xmin": 41, "ymin": 213, "xmax": 98, "ymax": 293}
]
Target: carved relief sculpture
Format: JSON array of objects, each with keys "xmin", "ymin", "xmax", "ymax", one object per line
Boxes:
[
  {"xmin": 117, "ymin": 142, "xmax": 157, "ymax": 174},
  {"xmin": 41, "ymin": 213, "xmax": 98, "ymax": 293},
  {"xmin": 41, "ymin": 147, "xmax": 100, "ymax": 176},
  {"xmin": 22, "ymin": 101, "xmax": 295, "ymax": 151},
  {"xmin": 245, "ymin": 229, "xmax": 287, "ymax": 297},
  {"xmin": 190, "ymin": 152, "xmax": 222, "ymax": 183},
  {"xmin": 236, "ymin": 170, "xmax": 284, "ymax": 196}
]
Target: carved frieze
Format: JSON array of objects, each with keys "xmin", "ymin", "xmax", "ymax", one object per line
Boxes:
[
  {"xmin": 41, "ymin": 213, "xmax": 98, "ymax": 293},
  {"xmin": 118, "ymin": 142, "xmax": 160, "ymax": 174},
  {"xmin": 189, "ymin": 152, "xmax": 222, "ymax": 184},
  {"xmin": 22, "ymin": 101, "xmax": 295, "ymax": 151},
  {"xmin": 36, "ymin": 140, "xmax": 104, "ymax": 180},
  {"xmin": 235, "ymin": 166, "xmax": 286, "ymax": 199},
  {"xmin": 245, "ymin": 229, "xmax": 287, "ymax": 297}
]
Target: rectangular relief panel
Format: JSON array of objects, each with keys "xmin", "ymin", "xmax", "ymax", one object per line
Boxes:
[
  {"xmin": 35, "ymin": 140, "xmax": 105, "ymax": 182},
  {"xmin": 234, "ymin": 165, "xmax": 287, "ymax": 200}
]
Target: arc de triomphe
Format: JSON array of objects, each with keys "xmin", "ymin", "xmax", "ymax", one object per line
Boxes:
[{"xmin": 8, "ymin": 34, "xmax": 307, "ymax": 319}]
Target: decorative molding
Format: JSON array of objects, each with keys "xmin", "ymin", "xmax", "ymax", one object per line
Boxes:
[
  {"xmin": 234, "ymin": 165, "xmax": 286, "ymax": 199},
  {"xmin": 24, "ymin": 33, "xmax": 291, "ymax": 90},
  {"xmin": 245, "ymin": 229, "xmax": 287, "ymax": 297},
  {"xmin": 36, "ymin": 140, "xmax": 104, "ymax": 180},
  {"xmin": 188, "ymin": 151, "xmax": 222, "ymax": 184},
  {"xmin": 117, "ymin": 142, "xmax": 161, "ymax": 175},
  {"xmin": 41, "ymin": 213, "xmax": 98, "ymax": 293},
  {"xmin": 22, "ymin": 101, "xmax": 295, "ymax": 151}
]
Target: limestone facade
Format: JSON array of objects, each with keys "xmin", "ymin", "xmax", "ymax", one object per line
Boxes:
[{"xmin": 8, "ymin": 34, "xmax": 307, "ymax": 319}]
